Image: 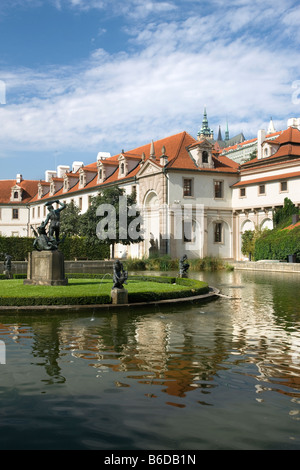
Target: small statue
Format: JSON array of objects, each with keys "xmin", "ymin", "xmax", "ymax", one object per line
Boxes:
[
  {"xmin": 113, "ymin": 260, "xmax": 128, "ymax": 289},
  {"xmin": 179, "ymin": 254, "xmax": 189, "ymax": 277},
  {"xmin": 44, "ymin": 200, "xmax": 66, "ymax": 243},
  {"xmin": 3, "ymin": 253, "xmax": 12, "ymax": 278},
  {"xmin": 32, "ymin": 224, "xmax": 58, "ymax": 251}
]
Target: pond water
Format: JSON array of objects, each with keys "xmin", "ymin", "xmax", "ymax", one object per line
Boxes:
[{"xmin": 0, "ymin": 269, "xmax": 299, "ymax": 450}]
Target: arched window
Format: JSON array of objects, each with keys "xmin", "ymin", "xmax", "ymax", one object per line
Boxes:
[
  {"xmin": 120, "ymin": 163, "xmax": 125, "ymax": 175},
  {"xmin": 13, "ymin": 191, "xmax": 19, "ymax": 199}
]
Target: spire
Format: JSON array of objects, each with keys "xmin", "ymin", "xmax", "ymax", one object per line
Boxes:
[
  {"xmin": 198, "ymin": 106, "xmax": 214, "ymax": 140},
  {"xmin": 225, "ymin": 120, "xmax": 229, "ymax": 141},
  {"xmin": 217, "ymin": 126, "xmax": 223, "ymax": 141},
  {"xmin": 150, "ymin": 140, "xmax": 156, "ymax": 160},
  {"xmin": 267, "ymin": 117, "xmax": 276, "ymax": 134}
]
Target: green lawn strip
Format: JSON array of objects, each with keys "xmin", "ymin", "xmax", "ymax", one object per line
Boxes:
[{"xmin": 0, "ymin": 276, "xmax": 209, "ymax": 306}]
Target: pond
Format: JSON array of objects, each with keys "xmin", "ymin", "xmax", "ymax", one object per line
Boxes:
[{"xmin": 0, "ymin": 269, "xmax": 299, "ymax": 450}]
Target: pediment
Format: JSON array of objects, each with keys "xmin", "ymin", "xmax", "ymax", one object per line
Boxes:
[{"xmin": 136, "ymin": 160, "xmax": 162, "ymax": 178}]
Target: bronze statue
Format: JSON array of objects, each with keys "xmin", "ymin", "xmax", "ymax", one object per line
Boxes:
[
  {"xmin": 179, "ymin": 254, "xmax": 189, "ymax": 276},
  {"xmin": 31, "ymin": 224, "xmax": 58, "ymax": 251},
  {"xmin": 2, "ymin": 253, "xmax": 12, "ymax": 278},
  {"xmin": 44, "ymin": 200, "xmax": 66, "ymax": 242},
  {"xmin": 113, "ymin": 260, "xmax": 128, "ymax": 289}
]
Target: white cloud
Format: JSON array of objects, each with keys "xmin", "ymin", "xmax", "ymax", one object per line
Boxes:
[{"xmin": 0, "ymin": 2, "xmax": 299, "ymax": 160}]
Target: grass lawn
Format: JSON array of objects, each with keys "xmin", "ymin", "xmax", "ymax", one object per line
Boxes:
[{"xmin": 0, "ymin": 277, "xmax": 209, "ymax": 306}]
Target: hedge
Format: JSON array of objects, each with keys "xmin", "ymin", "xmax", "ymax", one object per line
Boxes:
[
  {"xmin": 0, "ymin": 236, "xmax": 109, "ymax": 261},
  {"xmin": 254, "ymin": 225, "xmax": 300, "ymax": 261}
]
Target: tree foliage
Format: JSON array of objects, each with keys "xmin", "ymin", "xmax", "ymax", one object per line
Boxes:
[{"xmin": 60, "ymin": 201, "xmax": 82, "ymax": 236}]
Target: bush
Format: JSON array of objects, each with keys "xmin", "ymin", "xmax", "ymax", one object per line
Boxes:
[
  {"xmin": 254, "ymin": 225, "xmax": 300, "ymax": 261},
  {"xmin": 0, "ymin": 236, "xmax": 109, "ymax": 261}
]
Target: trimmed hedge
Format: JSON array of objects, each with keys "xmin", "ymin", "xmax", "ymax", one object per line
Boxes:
[
  {"xmin": 254, "ymin": 225, "xmax": 300, "ymax": 261},
  {"xmin": 0, "ymin": 236, "xmax": 109, "ymax": 261}
]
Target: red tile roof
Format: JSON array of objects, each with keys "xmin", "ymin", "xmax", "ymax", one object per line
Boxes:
[
  {"xmin": 232, "ymin": 171, "xmax": 300, "ymax": 187},
  {"xmin": 0, "ymin": 180, "xmax": 39, "ymax": 204}
]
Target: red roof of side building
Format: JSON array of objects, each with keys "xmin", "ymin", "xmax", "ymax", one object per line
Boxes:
[
  {"xmin": 241, "ymin": 128, "xmax": 300, "ymax": 167},
  {"xmin": 232, "ymin": 170, "xmax": 300, "ymax": 187},
  {"xmin": 0, "ymin": 179, "xmax": 39, "ymax": 204}
]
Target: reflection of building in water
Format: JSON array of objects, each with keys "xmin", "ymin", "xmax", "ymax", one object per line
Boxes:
[{"xmin": 230, "ymin": 276, "xmax": 300, "ymax": 396}]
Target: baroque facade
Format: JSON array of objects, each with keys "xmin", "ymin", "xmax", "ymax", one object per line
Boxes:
[{"xmin": 1, "ymin": 116, "xmax": 300, "ymax": 261}]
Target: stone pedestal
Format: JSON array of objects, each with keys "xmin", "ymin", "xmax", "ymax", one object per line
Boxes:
[
  {"xmin": 111, "ymin": 288, "xmax": 128, "ymax": 305},
  {"xmin": 24, "ymin": 250, "xmax": 68, "ymax": 286}
]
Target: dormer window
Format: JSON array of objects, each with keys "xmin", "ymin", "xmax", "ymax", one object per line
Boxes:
[
  {"xmin": 10, "ymin": 185, "xmax": 22, "ymax": 202},
  {"xmin": 119, "ymin": 156, "xmax": 128, "ymax": 178},
  {"xmin": 63, "ymin": 177, "xmax": 69, "ymax": 193},
  {"xmin": 202, "ymin": 151, "xmax": 208, "ymax": 164},
  {"xmin": 78, "ymin": 169, "xmax": 87, "ymax": 188}
]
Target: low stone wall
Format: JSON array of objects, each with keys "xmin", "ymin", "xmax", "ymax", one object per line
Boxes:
[
  {"xmin": 232, "ymin": 261, "xmax": 300, "ymax": 273},
  {"xmin": 10, "ymin": 260, "xmax": 115, "ymax": 275}
]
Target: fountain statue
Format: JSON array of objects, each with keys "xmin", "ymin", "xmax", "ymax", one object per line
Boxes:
[
  {"xmin": 111, "ymin": 260, "xmax": 128, "ymax": 304},
  {"xmin": 179, "ymin": 254, "xmax": 189, "ymax": 278},
  {"xmin": 2, "ymin": 253, "xmax": 12, "ymax": 279},
  {"xmin": 24, "ymin": 199, "xmax": 68, "ymax": 286}
]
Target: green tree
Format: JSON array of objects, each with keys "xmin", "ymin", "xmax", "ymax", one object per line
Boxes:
[
  {"xmin": 273, "ymin": 197, "xmax": 298, "ymax": 228},
  {"xmin": 60, "ymin": 201, "xmax": 82, "ymax": 236},
  {"xmin": 80, "ymin": 186, "xmax": 143, "ymax": 258},
  {"xmin": 241, "ymin": 226, "xmax": 266, "ymax": 260}
]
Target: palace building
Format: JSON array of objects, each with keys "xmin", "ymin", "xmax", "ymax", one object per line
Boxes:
[{"xmin": 1, "ymin": 112, "xmax": 300, "ymax": 261}]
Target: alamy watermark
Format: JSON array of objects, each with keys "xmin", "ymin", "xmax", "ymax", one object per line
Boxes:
[
  {"xmin": 0, "ymin": 340, "xmax": 6, "ymax": 364},
  {"xmin": 95, "ymin": 196, "xmax": 204, "ymax": 245},
  {"xmin": 0, "ymin": 80, "xmax": 6, "ymax": 105}
]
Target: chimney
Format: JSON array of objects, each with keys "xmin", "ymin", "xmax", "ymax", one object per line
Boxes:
[
  {"xmin": 45, "ymin": 170, "xmax": 57, "ymax": 182},
  {"xmin": 57, "ymin": 165, "xmax": 70, "ymax": 178},
  {"xmin": 72, "ymin": 161, "xmax": 84, "ymax": 173},
  {"xmin": 257, "ymin": 129, "xmax": 266, "ymax": 159},
  {"xmin": 16, "ymin": 174, "xmax": 23, "ymax": 184}
]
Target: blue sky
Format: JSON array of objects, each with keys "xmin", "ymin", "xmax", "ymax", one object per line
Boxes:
[{"xmin": 0, "ymin": 0, "xmax": 300, "ymax": 180}]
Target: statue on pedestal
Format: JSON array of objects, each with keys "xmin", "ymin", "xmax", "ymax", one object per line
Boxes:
[
  {"xmin": 31, "ymin": 224, "xmax": 58, "ymax": 251},
  {"xmin": 112, "ymin": 260, "xmax": 128, "ymax": 289},
  {"xmin": 2, "ymin": 253, "xmax": 12, "ymax": 278},
  {"xmin": 44, "ymin": 200, "xmax": 66, "ymax": 243}
]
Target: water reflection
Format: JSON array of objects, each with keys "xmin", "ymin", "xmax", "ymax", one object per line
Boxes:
[{"xmin": 1, "ymin": 269, "xmax": 300, "ymax": 406}]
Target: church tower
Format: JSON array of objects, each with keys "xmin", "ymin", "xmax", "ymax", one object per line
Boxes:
[
  {"xmin": 225, "ymin": 121, "xmax": 229, "ymax": 141},
  {"xmin": 197, "ymin": 107, "xmax": 214, "ymax": 141}
]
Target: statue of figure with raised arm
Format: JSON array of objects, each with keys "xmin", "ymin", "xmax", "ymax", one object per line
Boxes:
[{"xmin": 44, "ymin": 200, "xmax": 66, "ymax": 243}]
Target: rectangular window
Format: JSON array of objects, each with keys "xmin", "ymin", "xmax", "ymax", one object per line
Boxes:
[
  {"xmin": 79, "ymin": 197, "xmax": 82, "ymax": 210},
  {"xmin": 214, "ymin": 223, "xmax": 222, "ymax": 243},
  {"xmin": 88, "ymin": 196, "xmax": 92, "ymax": 207},
  {"xmin": 32, "ymin": 207, "xmax": 35, "ymax": 219},
  {"xmin": 280, "ymin": 181, "xmax": 288, "ymax": 192},
  {"xmin": 240, "ymin": 187, "xmax": 246, "ymax": 197},
  {"xmin": 183, "ymin": 179, "xmax": 193, "ymax": 197},
  {"xmin": 12, "ymin": 208, "xmax": 19, "ymax": 219},
  {"xmin": 258, "ymin": 184, "xmax": 265, "ymax": 195},
  {"xmin": 38, "ymin": 207, "xmax": 40, "ymax": 218},
  {"xmin": 214, "ymin": 181, "xmax": 223, "ymax": 198}
]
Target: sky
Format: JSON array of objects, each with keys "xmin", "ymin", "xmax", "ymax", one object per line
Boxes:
[{"xmin": 0, "ymin": 0, "xmax": 300, "ymax": 180}]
